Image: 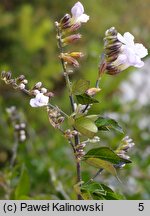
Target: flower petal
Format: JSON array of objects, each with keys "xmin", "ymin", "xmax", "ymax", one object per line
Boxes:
[
  {"xmin": 30, "ymin": 99, "xmax": 37, "ymax": 107},
  {"xmin": 123, "ymin": 32, "xmax": 134, "ymax": 46},
  {"xmin": 134, "ymin": 43, "xmax": 148, "ymax": 58},
  {"xmin": 117, "ymin": 33, "xmax": 126, "ymax": 44},
  {"xmin": 71, "ymin": 2, "xmax": 84, "ymax": 18},
  {"xmin": 77, "ymin": 13, "xmax": 89, "ymax": 23}
]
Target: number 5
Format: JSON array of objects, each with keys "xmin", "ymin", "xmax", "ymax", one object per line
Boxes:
[{"xmin": 138, "ymin": 203, "xmax": 144, "ymax": 211}]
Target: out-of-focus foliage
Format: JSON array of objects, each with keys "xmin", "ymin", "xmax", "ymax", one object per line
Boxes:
[{"xmin": 0, "ymin": 0, "xmax": 149, "ymax": 199}]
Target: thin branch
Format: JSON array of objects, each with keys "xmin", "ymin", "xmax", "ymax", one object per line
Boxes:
[{"xmin": 85, "ymin": 168, "xmax": 103, "ymax": 185}]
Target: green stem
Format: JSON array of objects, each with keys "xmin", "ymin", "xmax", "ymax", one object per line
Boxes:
[{"xmin": 55, "ymin": 21, "xmax": 82, "ymax": 200}]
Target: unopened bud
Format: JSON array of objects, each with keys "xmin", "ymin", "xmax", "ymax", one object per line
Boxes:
[
  {"xmin": 17, "ymin": 75, "xmax": 25, "ymax": 82},
  {"xmin": 45, "ymin": 92, "xmax": 54, "ymax": 98},
  {"xmin": 69, "ymin": 52, "xmax": 84, "ymax": 58},
  {"xmin": 5, "ymin": 72, "xmax": 12, "ymax": 80},
  {"xmin": 22, "ymin": 79, "xmax": 28, "ymax": 84},
  {"xmin": 20, "ymin": 134, "xmax": 26, "ymax": 142},
  {"xmin": 57, "ymin": 117, "xmax": 65, "ymax": 124},
  {"xmin": 41, "ymin": 88, "xmax": 47, "ymax": 94},
  {"xmin": 33, "ymin": 90, "xmax": 40, "ymax": 95},
  {"xmin": 34, "ymin": 82, "xmax": 42, "ymax": 89},
  {"xmin": 86, "ymin": 87, "xmax": 101, "ymax": 96},
  {"xmin": 69, "ymin": 22, "xmax": 81, "ymax": 32},
  {"xmin": 1, "ymin": 71, "xmax": 6, "ymax": 79},
  {"xmin": 62, "ymin": 34, "xmax": 82, "ymax": 46},
  {"xmin": 19, "ymin": 83, "xmax": 25, "ymax": 90},
  {"xmin": 20, "ymin": 123, "xmax": 26, "ymax": 129},
  {"xmin": 60, "ymin": 14, "xmax": 71, "ymax": 29},
  {"xmin": 59, "ymin": 53, "xmax": 79, "ymax": 68}
]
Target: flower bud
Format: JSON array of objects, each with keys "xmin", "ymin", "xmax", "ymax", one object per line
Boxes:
[
  {"xmin": 86, "ymin": 87, "xmax": 101, "ymax": 96},
  {"xmin": 69, "ymin": 52, "xmax": 84, "ymax": 58},
  {"xmin": 19, "ymin": 83, "xmax": 25, "ymax": 90},
  {"xmin": 1, "ymin": 71, "xmax": 6, "ymax": 79},
  {"xmin": 41, "ymin": 88, "xmax": 47, "ymax": 94},
  {"xmin": 5, "ymin": 71, "xmax": 12, "ymax": 80},
  {"xmin": 62, "ymin": 34, "xmax": 82, "ymax": 46},
  {"xmin": 67, "ymin": 22, "xmax": 81, "ymax": 32},
  {"xmin": 59, "ymin": 53, "xmax": 80, "ymax": 67},
  {"xmin": 60, "ymin": 14, "xmax": 71, "ymax": 29},
  {"xmin": 22, "ymin": 79, "xmax": 28, "ymax": 84},
  {"xmin": 45, "ymin": 91, "xmax": 54, "ymax": 98},
  {"xmin": 34, "ymin": 82, "xmax": 42, "ymax": 89},
  {"xmin": 17, "ymin": 75, "xmax": 25, "ymax": 82}
]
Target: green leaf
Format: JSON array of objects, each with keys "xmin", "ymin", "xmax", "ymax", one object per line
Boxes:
[
  {"xmin": 72, "ymin": 79, "xmax": 90, "ymax": 95},
  {"xmin": 84, "ymin": 147, "xmax": 131, "ymax": 164},
  {"xmin": 74, "ymin": 117, "xmax": 98, "ymax": 138},
  {"xmin": 95, "ymin": 116, "xmax": 124, "ymax": 133},
  {"xmin": 15, "ymin": 165, "xmax": 30, "ymax": 199},
  {"xmin": 85, "ymin": 158, "xmax": 117, "ymax": 176},
  {"xmin": 76, "ymin": 94, "xmax": 99, "ymax": 105},
  {"xmin": 81, "ymin": 182, "xmax": 125, "ymax": 200}
]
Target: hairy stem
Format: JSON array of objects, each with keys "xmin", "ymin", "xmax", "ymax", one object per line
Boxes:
[{"xmin": 55, "ymin": 22, "xmax": 82, "ymax": 199}]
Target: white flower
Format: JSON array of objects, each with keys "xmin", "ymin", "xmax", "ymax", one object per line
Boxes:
[
  {"xmin": 116, "ymin": 32, "xmax": 148, "ymax": 69},
  {"xmin": 71, "ymin": 2, "xmax": 89, "ymax": 24},
  {"xmin": 30, "ymin": 93, "xmax": 49, "ymax": 107}
]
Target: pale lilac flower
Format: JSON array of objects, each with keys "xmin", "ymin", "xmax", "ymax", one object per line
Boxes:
[
  {"xmin": 30, "ymin": 93, "xmax": 49, "ymax": 107},
  {"xmin": 104, "ymin": 27, "xmax": 148, "ymax": 75},
  {"xmin": 71, "ymin": 2, "xmax": 89, "ymax": 24},
  {"xmin": 116, "ymin": 32, "xmax": 148, "ymax": 69}
]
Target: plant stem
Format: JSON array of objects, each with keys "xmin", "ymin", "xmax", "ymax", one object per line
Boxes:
[
  {"xmin": 85, "ymin": 168, "xmax": 103, "ymax": 185},
  {"xmin": 55, "ymin": 22, "xmax": 82, "ymax": 199}
]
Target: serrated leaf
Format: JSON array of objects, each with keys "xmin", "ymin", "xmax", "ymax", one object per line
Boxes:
[
  {"xmin": 15, "ymin": 165, "xmax": 30, "ymax": 199},
  {"xmin": 84, "ymin": 147, "xmax": 131, "ymax": 164},
  {"xmin": 74, "ymin": 117, "xmax": 98, "ymax": 138},
  {"xmin": 72, "ymin": 79, "xmax": 90, "ymax": 95},
  {"xmin": 85, "ymin": 158, "xmax": 117, "ymax": 176},
  {"xmin": 95, "ymin": 116, "xmax": 124, "ymax": 133},
  {"xmin": 76, "ymin": 94, "xmax": 99, "ymax": 105}
]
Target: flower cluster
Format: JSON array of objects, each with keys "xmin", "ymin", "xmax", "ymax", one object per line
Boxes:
[
  {"xmin": 57, "ymin": 1, "xmax": 89, "ymax": 69},
  {"xmin": 103, "ymin": 27, "xmax": 148, "ymax": 75},
  {"xmin": 1, "ymin": 71, "xmax": 54, "ymax": 108},
  {"xmin": 115, "ymin": 136, "xmax": 135, "ymax": 167}
]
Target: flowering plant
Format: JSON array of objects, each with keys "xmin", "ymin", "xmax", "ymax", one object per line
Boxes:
[{"xmin": 1, "ymin": 1, "xmax": 148, "ymax": 200}]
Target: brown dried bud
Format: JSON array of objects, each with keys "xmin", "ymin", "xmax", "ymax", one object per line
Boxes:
[{"xmin": 59, "ymin": 53, "xmax": 79, "ymax": 67}]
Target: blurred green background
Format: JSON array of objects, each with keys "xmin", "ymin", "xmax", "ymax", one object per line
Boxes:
[{"xmin": 0, "ymin": 0, "xmax": 150, "ymax": 199}]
